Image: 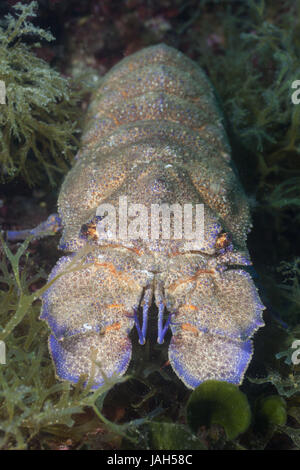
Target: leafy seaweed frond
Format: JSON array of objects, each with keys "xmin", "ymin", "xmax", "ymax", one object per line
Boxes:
[
  {"xmin": 199, "ymin": 0, "xmax": 300, "ymax": 166},
  {"xmin": 0, "ymin": 1, "xmax": 82, "ymax": 186},
  {"xmin": 263, "ymin": 177, "xmax": 300, "ymax": 210}
]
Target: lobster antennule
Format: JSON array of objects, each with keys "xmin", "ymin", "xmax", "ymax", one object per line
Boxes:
[
  {"xmin": 157, "ymin": 302, "xmax": 173, "ymax": 345},
  {"xmin": 133, "ymin": 284, "xmax": 153, "ymax": 345},
  {"xmin": 154, "ymin": 282, "xmax": 173, "ymax": 344}
]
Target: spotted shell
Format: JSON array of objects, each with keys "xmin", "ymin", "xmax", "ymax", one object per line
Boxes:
[{"xmin": 41, "ymin": 44, "xmax": 265, "ymax": 389}]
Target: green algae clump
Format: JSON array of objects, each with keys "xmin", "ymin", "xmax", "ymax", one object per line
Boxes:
[
  {"xmin": 186, "ymin": 380, "xmax": 251, "ymax": 440},
  {"xmin": 149, "ymin": 422, "xmax": 206, "ymax": 450},
  {"xmin": 256, "ymin": 395, "xmax": 287, "ymax": 427},
  {"xmin": 0, "ymin": 1, "xmax": 80, "ymax": 185}
]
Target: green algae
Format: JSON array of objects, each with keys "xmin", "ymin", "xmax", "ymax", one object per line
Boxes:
[
  {"xmin": 149, "ymin": 421, "xmax": 206, "ymax": 450},
  {"xmin": 186, "ymin": 380, "xmax": 251, "ymax": 440},
  {"xmin": 256, "ymin": 395, "xmax": 287, "ymax": 427},
  {"xmin": 0, "ymin": 1, "xmax": 81, "ymax": 186}
]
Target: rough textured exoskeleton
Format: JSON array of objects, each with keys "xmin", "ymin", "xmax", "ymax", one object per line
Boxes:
[{"xmin": 40, "ymin": 44, "xmax": 265, "ymax": 389}]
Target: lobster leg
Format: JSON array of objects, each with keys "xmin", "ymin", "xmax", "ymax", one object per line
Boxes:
[{"xmin": 6, "ymin": 213, "xmax": 62, "ymax": 242}]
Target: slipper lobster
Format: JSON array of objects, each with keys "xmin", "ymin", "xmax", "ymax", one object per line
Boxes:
[{"xmin": 39, "ymin": 44, "xmax": 265, "ymax": 389}]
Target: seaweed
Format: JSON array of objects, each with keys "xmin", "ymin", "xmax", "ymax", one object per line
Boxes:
[
  {"xmin": 199, "ymin": 0, "xmax": 300, "ymax": 160},
  {"xmin": 186, "ymin": 381, "xmax": 251, "ymax": 441},
  {"xmin": 277, "ymin": 259, "xmax": 300, "ymax": 324},
  {"xmin": 0, "ymin": 1, "xmax": 81, "ymax": 186}
]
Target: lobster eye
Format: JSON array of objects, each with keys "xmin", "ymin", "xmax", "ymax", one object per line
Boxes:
[
  {"xmin": 80, "ymin": 221, "xmax": 98, "ymax": 241},
  {"xmin": 215, "ymin": 232, "xmax": 232, "ymax": 251}
]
